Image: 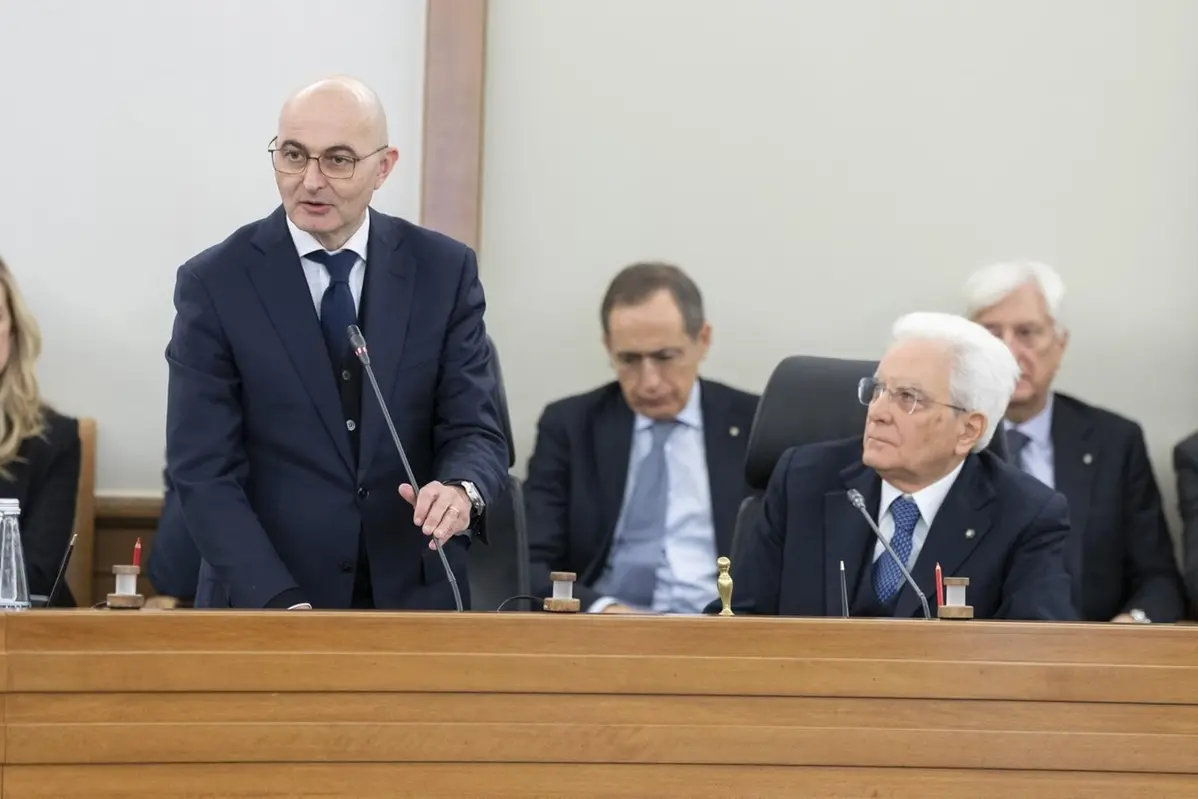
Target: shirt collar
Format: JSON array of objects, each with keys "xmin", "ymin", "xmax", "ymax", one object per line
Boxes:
[
  {"xmin": 634, "ymin": 379, "xmax": 703, "ymax": 432},
  {"xmin": 286, "ymin": 211, "xmax": 371, "ymax": 262},
  {"xmin": 1002, "ymin": 393, "xmax": 1054, "ymax": 447},
  {"xmin": 879, "ymin": 458, "xmax": 966, "ymax": 528}
]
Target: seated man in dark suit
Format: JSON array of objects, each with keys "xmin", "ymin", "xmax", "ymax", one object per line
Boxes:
[
  {"xmin": 525, "ymin": 262, "xmax": 759, "ymax": 613},
  {"xmin": 730, "ymin": 312, "xmax": 1075, "ymax": 620},
  {"xmin": 1174, "ymin": 432, "xmax": 1198, "ymax": 616},
  {"xmin": 966, "ymin": 261, "xmax": 1185, "ymax": 623}
]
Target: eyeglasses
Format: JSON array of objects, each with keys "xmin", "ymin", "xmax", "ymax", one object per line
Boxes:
[
  {"xmin": 267, "ymin": 137, "xmax": 388, "ymax": 180},
  {"xmin": 612, "ymin": 348, "xmax": 686, "ymax": 376},
  {"xmin": 858, "ymin": 377, "xmax": 967, "ymax": 415},
  {"xmin": 981, "ymin": 322, "xmax": 1057, "ymax": 352}
]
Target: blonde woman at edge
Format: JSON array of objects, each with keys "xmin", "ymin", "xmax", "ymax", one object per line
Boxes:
[{"xmin": 0, "ymin": 255, "xmax": 80, "ymax": 606}]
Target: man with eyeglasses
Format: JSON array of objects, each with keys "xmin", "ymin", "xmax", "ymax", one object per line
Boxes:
[
  {"xmin": 524, "ymin": 263, "xmax": 759, "ymax": 614},
  {"xmin": 164, "ymin": 76, "xmax": 507, "ymax": 610},
  {"xmin": 727, "ymin": 312, "xmax": 1075, "ymax": 620},
  {"xmin": 965, "ymin": 260, "xmax": 1186, "ymax": 623}
]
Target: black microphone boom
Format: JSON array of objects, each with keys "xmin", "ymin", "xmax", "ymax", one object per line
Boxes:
[
  {"xmin": 348, "ymin": 324, "xmax": 463, "ymax": 612},
  {"xmin": 846, "ymin": 489, "xmax": 931, "ymax": 620}
]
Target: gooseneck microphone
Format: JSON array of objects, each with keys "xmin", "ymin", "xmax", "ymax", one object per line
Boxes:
[
  {"xmin": 348, "ymin": 325, "xmax": 463, "ymax": 612},
  {"xmin": 846, "ymin": 489, "xmax": 931, "ymax": 620}
]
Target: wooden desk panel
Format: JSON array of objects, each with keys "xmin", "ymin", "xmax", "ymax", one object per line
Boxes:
[{"xmin": 2, "ymin": 612, "xmax": 1197, "ymax": 797}]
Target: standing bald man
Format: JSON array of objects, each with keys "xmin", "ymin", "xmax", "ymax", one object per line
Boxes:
[{"xmin": 165, "ymin": 77, "xmax": 508, "ymax": 610}]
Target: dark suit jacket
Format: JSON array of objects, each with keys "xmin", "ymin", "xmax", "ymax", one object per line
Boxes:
[
  {"xmin": 146, "ymin": 471, "xmax": 200, "ymax": 602},
  {"xmin": 730, "ymin": 437, "xmax": 1076, "ymax": 620},
  {"xmin": 524, "ymin": 378, "xmax": 759, "ymax": 609},
  {"xmin": 1050, "ymin": 393, "xmax": 1185, "ymax": 622},
  {"xmin": 1173, "ymin": 432, "xmax": 1198, "ymax": 617},
  {"xmin": 165, "ymin": 207, "xmax": 508, "ymax": 609},
  {"xmin": 0, "ymin": 408, "xmax": 79, "ymax": 606}
]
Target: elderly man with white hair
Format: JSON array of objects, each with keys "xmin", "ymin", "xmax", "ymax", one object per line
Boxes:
[
  {"xmin": 966, "ymin": 261, "xmax": 1185, "ymax": 624},
  {"xmin": 726, "ymin": 312, "xmax": 1076, "ymax": 620}
]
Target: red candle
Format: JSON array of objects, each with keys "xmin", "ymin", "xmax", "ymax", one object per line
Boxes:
[{"xmin": 133, "ymin": 537, "xmax": 142, "ymax": 568}]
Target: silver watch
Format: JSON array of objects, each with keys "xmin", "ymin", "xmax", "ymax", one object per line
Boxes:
[
  {"xmin": 1129, "ymin": 608, "xmax": 1150, "ymax": 623},
  {"xmin": 454, "ymin": 480, "xmax": 485, "ymax": 516}
]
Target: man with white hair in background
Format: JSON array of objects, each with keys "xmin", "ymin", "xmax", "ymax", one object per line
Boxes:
[
  {"xmin": 726, "ymin": 312, "xmax": 1075, "ymax": 620},
  {"xmin": 965, "ymin": 261, "xmax": 1185, "ymax": 624}
]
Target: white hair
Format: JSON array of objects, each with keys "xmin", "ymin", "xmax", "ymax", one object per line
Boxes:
[
  {"xmin": 963, "ymin": 260, "xmax": 1066, "ymax": 331},
  {"xmin": 890, "ymin": 312, "xmax": 1020, "ymax": 452}
]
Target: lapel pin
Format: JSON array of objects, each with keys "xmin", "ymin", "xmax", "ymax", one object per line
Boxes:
[
  {"xmin": 1082, "ymin": 453, "xmax": 1093, "ymax": 465},
  {"xmin": 729, "ymin": 426, "xmax": 740, "ymax": 437},
  {"xmin": 964, "ymin": 529, "xmax": 976, "ymax": 539}
]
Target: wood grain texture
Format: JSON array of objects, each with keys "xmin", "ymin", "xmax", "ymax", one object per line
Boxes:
[
  {"xmin": 3, "ymin": 764, "xmax": 1197, "ymax": 799},
  {"xmin": 2, "ymin": 612, "xmax": 1197, "ymax": 795}
]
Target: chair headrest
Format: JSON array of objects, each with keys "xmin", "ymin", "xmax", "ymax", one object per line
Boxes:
[
  {"xmin": 486, "ymin": 335, "xmax": 517, "ymax": 469},
  {"xmin": 744, "ymin": 355, "xmax": 1010, "ymax": 489},
  {"xmin": 745, "ymin": 356, "xmax": 876, "ymax": 488}
]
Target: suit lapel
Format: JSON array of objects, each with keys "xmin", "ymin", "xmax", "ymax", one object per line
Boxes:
[
  {"xmin": 825, "ymin": 464, "xmax": 878, "ymax": 616},
  {"xmin": 356, "ymin": 212, "xmax": 413, "ymax": 478},
  {"xmin": 700, "ymin": 381, "xmax": 744, "ymax": 557},
  {"xmin": 247, "ymin": 208, "xmax": 353, "ymax": 474},
  {"xmin": 1050, "ymin": 397, "xmax": 1096, "ymax": 544},
  {"xmin": 896, "ymin": 454, "xmax": 995, "ymax": 618},
  {"xmin": 583, "ymin": 392, "xmax": 634, "ymax": 583}
]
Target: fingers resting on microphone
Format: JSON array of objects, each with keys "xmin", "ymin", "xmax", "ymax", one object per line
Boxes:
[{"xmin": 399, "ymin": 481, "xmax": 470, "ymax": 548}]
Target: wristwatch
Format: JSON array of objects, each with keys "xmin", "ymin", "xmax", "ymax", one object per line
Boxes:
[
  {"xmin": 445, "ymin": 480, "xmax": 485, "ymax": 521},
  {"xmin": 1128, "ymin": 608, "xmax": 1151, "ymax": 623}
]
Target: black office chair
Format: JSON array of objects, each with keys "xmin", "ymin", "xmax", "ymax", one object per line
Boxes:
[
  {"xmin": 731, "ymin": 355, "xmax": 1009, "ymax": 560},
  {"xmin": 467, "ymin": 337, "xmax": 531, "ymax": 610}
]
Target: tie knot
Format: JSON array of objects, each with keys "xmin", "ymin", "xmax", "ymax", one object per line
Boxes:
[
  {"xmin": 890, "ymin": 495, "xmax": 921, "ymax": 529},
  {"xmin": 649, "ymin": 419, "xmax": 679, "ymax": 449},
  {"xmin": 306, "ymin": 250, "xmax": 358, "ymax": 283}
]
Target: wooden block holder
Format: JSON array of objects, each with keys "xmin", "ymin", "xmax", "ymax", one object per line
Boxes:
[
  {"xmin": 937, "ymin": 576, "xmax": 973, "ymax": 620},
  {"xmin": 543, "ymin": 571, "xmax": 581, "ymax": 613},
  {"xmin": 107, "ymin": 564, "xmax": 144, "ymax": 610}
]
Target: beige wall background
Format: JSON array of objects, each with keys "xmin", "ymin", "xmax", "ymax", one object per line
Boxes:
[
  {"xmin": 480, "ymin": 0, "xmax": 1198, "ymax": 543},
  {"xmin": 0, "ymin": 0, "xmax": 429, "ymax": 492}
]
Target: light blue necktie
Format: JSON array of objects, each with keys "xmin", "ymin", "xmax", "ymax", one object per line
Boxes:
[
  {"xmin": 873, "ymin": 495, "xmax": 920, "ymax": 604},
  {"xmin": 598, "ymin": 420, "xmax": 678, "ymax": 607}
]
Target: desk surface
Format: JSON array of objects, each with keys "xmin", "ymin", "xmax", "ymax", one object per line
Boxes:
[{"xmin": 1, "ymin": 611, "xmax": 1196, "ymax": 798}]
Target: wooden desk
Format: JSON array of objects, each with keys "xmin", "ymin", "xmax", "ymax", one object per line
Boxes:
[{"xmin": 0, "ymin": 612, "xmax": 1195, "ymax": 797}]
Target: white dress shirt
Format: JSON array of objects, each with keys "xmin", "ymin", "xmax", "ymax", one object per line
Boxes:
[
  {"xmin": 873, "ymin": 460, "xmax": 966, "ymax": 568},
  {"xmin": 590, "ymin": 381, "xmax": 719, "ymax": 613},
  {"xmin": 286, "ymin": 215, "xmax": 369, "ymax": 314}
]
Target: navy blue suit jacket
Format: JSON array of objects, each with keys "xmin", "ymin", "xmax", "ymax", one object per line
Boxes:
[
  {"xmin": 165, "ymin": 207, "xmax": 508, "ymax": 609},
  {"xmin": 524, "ymin": 379, "xmax": 759, "ymax": 609},
  {"xmin": 730, "ymin": 437, "xmax": 1077, "ymax": 620}
]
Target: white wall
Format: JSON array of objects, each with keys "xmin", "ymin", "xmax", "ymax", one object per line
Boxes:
[
  {"xmin": 0, "ymin": 0, "xmax": 427, "ymax": 493},
  {"xmin": 481, "ymin": 0, "xmax": 1198, "ymax": 537}
]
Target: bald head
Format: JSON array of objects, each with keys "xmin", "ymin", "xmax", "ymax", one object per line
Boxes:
[
  {"xmin": 272, "ymin": 75, "xmax": 398, "ymax": 251},
  {"xmin": 280, "ymin": 76, "xmax": 389, "ymax": 145}
]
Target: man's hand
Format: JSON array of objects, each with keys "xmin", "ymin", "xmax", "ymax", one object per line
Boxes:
[
  {"xmin": 399, "ymin": 481, "xmax": 471, "ymax": 549},
  {"xmin": 601, "ymin": 603, "xmax": 638, "ymax": 614}
]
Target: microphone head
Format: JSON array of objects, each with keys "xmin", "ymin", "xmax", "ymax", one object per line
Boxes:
[
  {"xmin": 346, "ymin": 324, "xmax": 366, "ymax": 350},
  {"xmin": 846, "ymin": 489, "xmax": 866, "ymax": 510}
]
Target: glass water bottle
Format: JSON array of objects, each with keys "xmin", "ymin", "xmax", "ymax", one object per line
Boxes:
[{"xmin": 0, "ymin": 498, "xmax": 30, "ymax": 610}]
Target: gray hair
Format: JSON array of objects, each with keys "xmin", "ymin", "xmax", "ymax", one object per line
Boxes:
[
  {"xmin": 963, "ymin": 260, "xmax": 1067, "ymax": 332},
  {"xmin": 890, "ymin": 312, "xmax": 1020, "ymax": 452}
]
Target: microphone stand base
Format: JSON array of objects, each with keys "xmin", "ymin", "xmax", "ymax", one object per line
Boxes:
[
  {"xmin": 543, "ymin": 597, "xmax": 580, "ymax": 613},
  {"xmin": 105, "ymin": 593, "xmax": 145, "ymax": 610},
  {"xmin": 937, "ymin": 604, "xmax": 974, "ymax": 620}
]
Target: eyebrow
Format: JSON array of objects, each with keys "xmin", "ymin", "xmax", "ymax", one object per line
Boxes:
[{"xmin": 277, "ymin": 139, "xmax": 359, "ymax": 156}]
